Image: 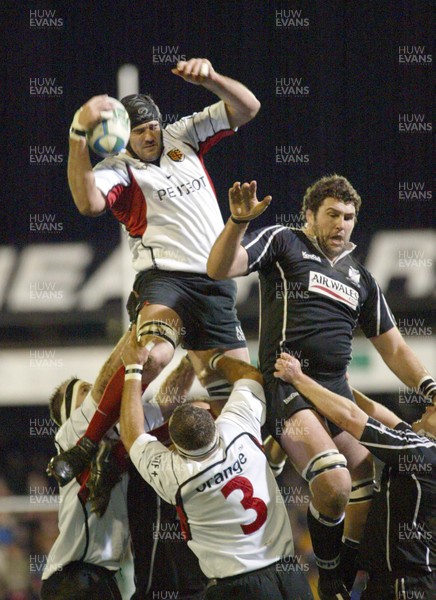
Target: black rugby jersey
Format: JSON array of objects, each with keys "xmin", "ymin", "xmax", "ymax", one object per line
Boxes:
[
  {"xmin": 359, "ymin": 418, "xmax": 436, "ymax": 577},
  {"xmin": 242, "ymin": 226, "xmax": 396, "ymax": 377}
]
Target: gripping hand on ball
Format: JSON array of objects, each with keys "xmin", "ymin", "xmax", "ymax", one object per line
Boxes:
[
  {"xmin": 229, "ymin": 181, "xmax": 272, "ymax": 223},
  {"xmin": 78, "ymin": 95, "xmax": 119, "ymax": 131},
  {"xmin": 171, "ymin": 58, "xmax": 214, "ymax": 85}
]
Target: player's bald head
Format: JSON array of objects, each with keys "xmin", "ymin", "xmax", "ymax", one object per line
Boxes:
[{"xmin": 169, "ymin": 403, "xmax": 218, "ymax": 459}]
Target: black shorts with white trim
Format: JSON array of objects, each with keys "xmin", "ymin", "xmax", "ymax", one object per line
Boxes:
[
  {"xmin": 133, "ymin": 269, "xmax": 247, "ymax": 351},
  {"xmin": 263, "ymin": 371, "xmax": 355, "ymax": 442}
]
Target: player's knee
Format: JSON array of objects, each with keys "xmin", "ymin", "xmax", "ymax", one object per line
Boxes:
[
  {"xmin": 141, "ymin": 343, "xmax": 174, "ymax": 384},
  {"xmin": 315, "ymin": 478, "xmax": 350, "ymax": 516},
  {"xmin": 303, "ymin": 450, "xmax": 350, "ymax": 515}
]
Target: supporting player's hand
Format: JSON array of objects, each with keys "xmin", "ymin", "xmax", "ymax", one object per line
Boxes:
[
  {"xmin": 76, "ymin": 95, "xmax": 118, "ymax": 131},
  {"xmin": 229, "ymin": 181, "xmax": 272, "ymax": 222},
  {"xmin": 121, "ymin": 325, "xmax": 150, "ymax": 367},
  {"xmin": 274, "ymin": 352, "xmax": 303, "ymax": 383},
  {"xmin": 171, "ymin": 58, "xmax": 215, "ymax": 85}
]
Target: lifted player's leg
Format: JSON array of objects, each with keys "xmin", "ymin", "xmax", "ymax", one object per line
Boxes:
[
  {"xmin": 188, "ymin": 346, "xmax": 250, "ymax": 417},
  {"xmin": 280, "ymin": 409, "xmax": 352, "ymax": 600},
  {"xmin": 47, "ymin": 305, "xmax": 182, "ymax": 486}
]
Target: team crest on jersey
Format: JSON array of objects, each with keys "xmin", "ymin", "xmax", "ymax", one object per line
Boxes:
[
  {"xmin": 167, "ymin": 148, "xmax": 185, "ymax": 162},
  {"xmin": 308, "ymin": 271, "xmax": 359, "ymax": 309},
  {"xmin": 347, "ymin": 266, "xmax": 361, "ymax": 286}
]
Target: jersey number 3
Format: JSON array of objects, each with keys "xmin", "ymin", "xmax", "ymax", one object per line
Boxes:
[{"xmin": 221, "ymin": 476, "xmax": 267, "ymax": 534}]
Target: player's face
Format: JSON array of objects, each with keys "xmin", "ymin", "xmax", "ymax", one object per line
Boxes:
[
  {"xmin": 129, "ymin": 121, "xmax": 162, "ymax": 162},
  {"xmin": 412, "ymin": 404, "xmax": 436, "ymax": 438},
  {"xmin": 60, "ymin": 380, "xmax": 92, "ymax": 409},
  {"xmin": 76, "ymin": 381, "xmax": 92, "ymax": 406},
  {"xmin": 306, "ymin": 197, "xmax": 356, "ymax": 259}
]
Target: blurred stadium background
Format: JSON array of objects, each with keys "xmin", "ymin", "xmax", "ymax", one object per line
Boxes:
[{"xmin": 1, "ymin": 1, "xmax": 434, "ymax": 598}]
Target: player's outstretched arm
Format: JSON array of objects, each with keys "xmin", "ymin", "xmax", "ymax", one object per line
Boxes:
[
  {"xmin": 206, "ymin": 351, "xmax": 263, "ymax": 386},
  {"xmin": 207, "ymin": 181, "xmax": 271, "ymax": 279},
  {"xmin": 153, "ymin": 354, "xmax": 196, "ymax": 420},
  {"xmin": 68, "ymin": 95, "xmax": 114, "ymax": 216},
  {"xmin": 274, "ymin": 353, "xmax": 368, "ymax": 439},
  {"xmin": 351, "ymin": 387, "xmax": 401, "ymax": 429},
  {"xmin": 370, "ymin": 328, "xmax": 436, "ymax": 404},
  {"xmin": 120, "ymin": 326, "xmax": 150, "ymax": 452},
  {"xmin": 171, "ymin": 58, "xmax": 260, "ymax": 128}
]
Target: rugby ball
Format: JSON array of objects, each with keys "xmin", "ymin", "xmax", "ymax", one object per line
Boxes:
[{"xmin": 87, "ymin": 98, "xmax": 130, "ymax": 157}]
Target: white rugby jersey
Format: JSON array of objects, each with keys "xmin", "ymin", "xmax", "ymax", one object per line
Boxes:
[
  {"xmin": 94, "ymin": 101, "xmax": 235, "ymax": 273},
  {"xmin": 42, "ymin": 394, "xmax": 164, "ymax": 580},
  {"xmin": 129, "ymin": 379, "xmax": 294, "ymax": 579}
]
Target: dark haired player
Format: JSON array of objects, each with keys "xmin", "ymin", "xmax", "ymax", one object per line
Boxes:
[
  {"xmin": 207, "ymin": 178, "xmax": 436, "ymax": 599},
  {"xmin": 50, "ymin": 58, "xmax": 260, "ymax": 487}
]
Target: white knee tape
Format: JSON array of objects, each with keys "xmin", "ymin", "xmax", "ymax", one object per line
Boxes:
[
  {"xmin": 302, "ymin": 450, "xmax": 348, "ymax": 485},
  {"xmin": 349, "ymin": 478, "xmax": 374, "ymax": 503}
]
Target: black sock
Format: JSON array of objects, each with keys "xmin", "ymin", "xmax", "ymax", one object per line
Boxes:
[
  {"xmin": 341, "ymin": 537, "xmax": 360, "ymax": 591},
  {"xmin": 307, "ymin": 502, "xmax": 344, "ymax": 580}
]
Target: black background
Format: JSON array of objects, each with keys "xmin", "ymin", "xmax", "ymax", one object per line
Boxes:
[
  {"xmin": 1, "ymin": 0, "xmax": 434, "ymax": 344},
  {"xmin": 3, "ymin": 0, "xmax": 433, "ymax": 247}
]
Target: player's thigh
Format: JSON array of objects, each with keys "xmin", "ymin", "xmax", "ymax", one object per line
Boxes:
[
  {"xmin": 280, "ymin": 409, "xmax": 339, "ymax": 472},
  {"xmin": 188, "ymin": 347, "xmax": 250, "ymax": 377},
  {"xmin": 137, "ymin": 303, "xmax": 183, "ymax": 334},
  {"xmin": 333, "ymin": 429, "xmax": 373, "ymax": 480}
]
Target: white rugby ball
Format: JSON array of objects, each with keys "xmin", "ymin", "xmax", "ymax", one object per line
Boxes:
[{"xmin": 87, "ymin": 98, "xmax": 130, "ymax": 157}]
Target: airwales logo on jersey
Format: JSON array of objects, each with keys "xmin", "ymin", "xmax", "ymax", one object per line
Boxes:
[
  {"xmin": 308, "ymin": 271, "xmax": 359, "ymax": 309},
  {"xmin": 166, "ymin": 148, "xmax": 185, "ymax": 162}
]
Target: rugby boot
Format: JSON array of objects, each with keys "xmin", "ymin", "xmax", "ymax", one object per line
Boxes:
[
  {"xmin": 317, "ymin": 578, "xmax": 351, "ymax": 600},
  {"xmin": 46, "ymin": 436, "xmax": 98, "ymax": 487},
  {"xmin": 89, "ymin": 440, "xmax": 122, "ymax": 517}
]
